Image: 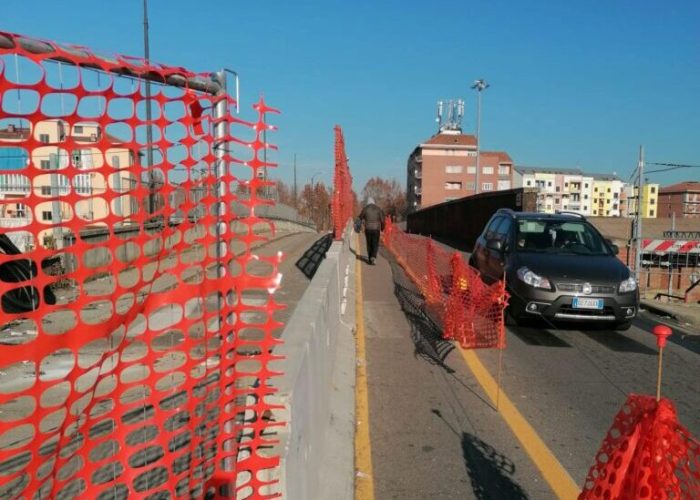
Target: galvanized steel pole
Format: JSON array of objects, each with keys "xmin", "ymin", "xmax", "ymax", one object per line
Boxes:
[{"xmin": 635, "ymin": 145, "xmax": 644, "ymax": 283}]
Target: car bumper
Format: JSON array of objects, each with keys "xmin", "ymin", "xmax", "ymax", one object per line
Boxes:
[{"xmin": 508, "ymin": 282, "xmax": 639, "ymax": 323}]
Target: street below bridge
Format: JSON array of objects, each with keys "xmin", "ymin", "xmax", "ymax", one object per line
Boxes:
[{"xmin": 357, "ymin": 236, "xmax": 700, "ymax": 499}]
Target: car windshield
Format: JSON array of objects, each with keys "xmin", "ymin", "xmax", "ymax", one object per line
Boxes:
[{"xmin": 515, "ymin": 219, "xmax": 611, "ymax": 256}]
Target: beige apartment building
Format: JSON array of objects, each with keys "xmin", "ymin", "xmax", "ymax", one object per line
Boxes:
[
  {"xmin": 407, "ymin": 130, "xmax": 514, "ymax": 211},
  {"xmin": 0, "ymin": 119, "xmax": 135, "ymax": 250}
]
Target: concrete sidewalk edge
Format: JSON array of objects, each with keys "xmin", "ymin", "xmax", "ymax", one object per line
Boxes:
[{"xmin": 640, "ymin": 299, "xmax": 700, "ymax": 329}]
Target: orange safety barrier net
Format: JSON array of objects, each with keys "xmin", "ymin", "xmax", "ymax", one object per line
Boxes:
[
  {"xmin": 0, "ymin": 32, "xmax": 284, "ymax": 498},
  {"xmin": 382, "ymin": 218, "xmax": 507, "ymax": 349},
  {"xmin": 579, "ymin": 394, "xmax": 700, "ymax": 499},
  {"xmin": 331, "ymin": 125, "xmax": 353, "ymax": 240}
]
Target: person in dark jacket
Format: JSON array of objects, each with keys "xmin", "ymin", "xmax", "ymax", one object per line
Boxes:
[{"xmin": 358, "ymin": 197, "xmax": 385, "ymax": 265}]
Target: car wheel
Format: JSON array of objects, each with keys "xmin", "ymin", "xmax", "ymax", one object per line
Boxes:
[{"xmin": 614, "ymin": 320, "xmax": 633, "ymax": 331}]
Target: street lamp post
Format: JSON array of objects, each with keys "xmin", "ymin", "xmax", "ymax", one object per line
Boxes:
[
  {"xmin": 310, "ymin": 171, "xmax": 323, "ymax": 227},
  {"xmin": 471, "ymin": 79, "xmax": 489, "ymax": 195}
]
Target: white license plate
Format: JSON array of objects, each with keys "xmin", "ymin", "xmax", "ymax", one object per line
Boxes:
[{"xmin": 572, "ymin": 297, "xmax": 604, "ymax": 310}]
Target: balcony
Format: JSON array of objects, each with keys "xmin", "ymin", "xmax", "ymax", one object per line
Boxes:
[
  {"xmin": 414, "ymin": 155, "xmax": 422, "ymax": 163},
  {"xmin": 414, "ymin": 187, "xmax": 422, "ymax": 196},
  {"xmin": 414, "ymin": 169, "xmax": 422, "ymax": 179}
]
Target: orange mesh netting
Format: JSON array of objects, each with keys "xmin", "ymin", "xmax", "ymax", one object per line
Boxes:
[
  {"xmin": 382, "ymin": 218, "xmax": 507, "ymax": 349},
  {"xmin": 579, "ymin": 394, "xmax": 700, "ymax": 499},
  {"xmin": 331, "ymin": 125, "xmax": 353, "ymax": 240},
  {"xmin": 0, "ymin": 32, "xmax": 284, "ymax": 498}
]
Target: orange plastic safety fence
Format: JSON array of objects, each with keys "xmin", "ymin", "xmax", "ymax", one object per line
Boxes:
[
  {"xmin": 382, "ymin": 218, "xmax": 507, "ymax": 349},
  {"xmin": 331, "ymin": 125, "xmax": 353, "ymax": 240},
  {"xmin": 0, "ymin": 32, "xmax": 284, "ymax": 499},
  {"xmin": 579, "ymin": 394, "xmax": 700, "ymax": 499}
]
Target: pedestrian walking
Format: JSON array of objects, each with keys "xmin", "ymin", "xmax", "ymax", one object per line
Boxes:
[{"xmin": 359, "ymin": 197, "xmax": 385, "ymax": 265}]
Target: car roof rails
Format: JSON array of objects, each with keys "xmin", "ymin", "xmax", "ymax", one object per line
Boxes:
[
  {"xmin": 554, "ymin": 210, "xmax": 585, "ymax": 219},
  {"xmin": 496, "ymin": 208, "xmax": 516, "ymax": 216}
]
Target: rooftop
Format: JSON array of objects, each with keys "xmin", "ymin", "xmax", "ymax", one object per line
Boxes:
[
  {"xmin": 482, "ymin": 151, "xmax": 513, "ymax": 164},
  {"xmin": 659, "ymin": 181, "xmax": 700, "ymax": 194},
  {"xmin": 421, "ymin": 133, "xmax": 477, "ymax": 148},
  {"xmin": 515, "ymin": 166, "xmax": 583, "ymax": 175}
]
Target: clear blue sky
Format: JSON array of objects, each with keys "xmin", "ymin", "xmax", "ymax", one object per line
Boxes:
[{"xmin": 4, "ymin": 0, "xmax": 700, "ymax": 191}]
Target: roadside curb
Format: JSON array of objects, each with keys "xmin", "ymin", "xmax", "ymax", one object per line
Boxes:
[{"xmin": 640, "ymin": 300, "xmax": 699, "ymax": 330}]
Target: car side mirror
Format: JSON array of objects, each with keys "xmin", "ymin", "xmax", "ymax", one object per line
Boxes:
[
  {"xmin": 486, "ymin": 238, "xmax": 503, "ymax": 252},
  {"xmin": 606, "ymin": 239, "xmax": 619, "ymax": 255}
]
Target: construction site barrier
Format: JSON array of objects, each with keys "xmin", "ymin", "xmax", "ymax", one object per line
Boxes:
[
  {"xmin": 331, "ymin": 126, "xmax": 353, "ymax": 240},
  {"xmin": 579, "ymin": 394, "xmax": 699, "ymax": 499},
  {"xmin": 0, "ymin": 31, "xmax": 284, "ymax": 498},
  {"xmin": 382, "ymin": 218, "xmax": 507, "ymax": 349}
]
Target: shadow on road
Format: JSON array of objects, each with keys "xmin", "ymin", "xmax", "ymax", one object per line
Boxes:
[
  {"xmin": 579, "ymin": 329, "xmax": 657, "ymax": 355},
  {"xmin": 431, "ymin": 409, "xmax": 529, "ymax": 500},
  {"xmin": 384, "ymin": 248, "xmax": 456, "ymax": 374},
  {"xmin": 508, "ymin": 324, "xmax": 572, "ymax": 348},
  {"xmin": 295, "ymin": 233, "xmax": 333, "ymax": 280},
  {"xmin": 461, "ymin": 432, "xmax": 529, "ymax": 500}
]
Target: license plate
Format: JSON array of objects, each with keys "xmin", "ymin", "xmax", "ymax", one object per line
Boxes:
[{"xmin": 572, "ymin": 297, "xmax": 604, "ymax": 310}]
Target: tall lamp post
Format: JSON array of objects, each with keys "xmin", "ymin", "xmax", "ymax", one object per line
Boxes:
[
  {"xmin": 310, "ymin": 171, "xmax": 323, "ymax": 227},
  {"xmin": 471, "ymin": 79, "xmax": 489, "ymax": 195}
]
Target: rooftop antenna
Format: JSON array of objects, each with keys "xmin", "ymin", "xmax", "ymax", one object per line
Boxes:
[{"xmin": 436, "ymin": 99, "xmax": 464, "ymax": 133}]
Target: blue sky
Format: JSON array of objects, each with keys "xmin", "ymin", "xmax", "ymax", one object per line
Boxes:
[{"xmin": 4, "ymin": 0, "xmax": 699, "ymax": 190}]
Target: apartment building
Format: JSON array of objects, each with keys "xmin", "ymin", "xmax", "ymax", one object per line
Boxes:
[
  {"xmin": 0, "ymin": 119, "xmax": 135, "ymax": 249},
  {"xmin": 590, "ymin": 174, "xmax": 625, "ymax": 217},
  {"xmin": 513, "ymin": 166, "xmax": 595, "ymax": 215},
  {"xmin": 657, "ymin": 181, "xmax": 700, "ymax": 218},
  {"xmin": 406, "ymin": 131, "xmax": 514, "ymax": 211},
  {"xmin": 621, "ymin": 183, "xmax": 659, "ymax": 218}
]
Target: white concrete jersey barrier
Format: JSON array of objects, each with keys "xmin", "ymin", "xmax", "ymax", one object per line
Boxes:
[{"xmin": 270, "ymin": 224, "xmax": 357, "ymax": 499}]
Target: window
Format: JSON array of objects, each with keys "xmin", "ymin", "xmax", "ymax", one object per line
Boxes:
[
  {"xmin": 40, "ymin": 159, "xmax": 51, "ymax": 170},
  {"xmin": 525, "ymin": 180, "xmax": 532, "ymax": 186},
  {"xmin": 547, "ymin": 181, "xmax": 552, "ymax": 187},
  {"xmin": 650, "ymin": 209, "xmax": 655, "ymax": 216},
  {"xmin": 607, "ymin": 188, "xmax": 611, "ymax": 193},
  {"xmin": 482, "ymin": 182, "xmax": 493, "ymax": 191},
  {"xmin": 498, "ymin": 165, "xmax": 509, "ymax": 175},
  {"xmin": 16, "ymin": 203, "xmax": 26, "ymax": 217},
  {"xmin": 650, "ymin": 198, "xmax": 655, "ymax": 205},
  {"xmin": 564, "ymin": 182, "xmax": 569, "ymax": 188},
  {"xmin": 465, "ymin": 182, "xmax": 475, "ymax": 191},
  {"xmin": 651, "ymin": 186, "xmax": 656, "ymax": 194},
  {"xmin": 445, "ymin": 165, "xmax": 462, "ymax": 174},
  {"xmin": 613, "ymin": 203, "xmax": 618, "ymax": 210},
  {"xmin": 445, "ymin": 182, "xmax": 462, "ymax": 190},
  {"xmin": 74, "ymin": 125, "xmax": 83, "ymax": 134},
  {"xmin": 555, "ymin": 198, "xmax": 560, "ymax": 204},
  {"xmin": 584, "ymin": 206, "xmax": 588, "ymax": 211},
  {"xmin": 482, "ymin": 166, "xmax": 494, "ymax": 175},
  {"xmin": 606, "ymin": 210, "xmax": 610, "ymax": 215},
  {"xmin": 584, "ymin": 194, "xmax": 588, "ymax": 199},
  {"xmin": 584, "ymin": 183, "xmax": 589, "ymax": 188},
  {"xmin": 111, "ymin": 155, "xmax": 121, "ymax": 168},
  {"xmin": 42, "ymin": 211, "xmax": 52, "ymax": 221},
  {"xmin": 594, "ymin": 187, "xmax": 598, "ymax": 192},
  {"xmin": 444, "ymin": 197, "xmax": 457, "ymax": 202},
  {"xmin": 39, "ymin": 134, "xmax": 50, "ymax": 144},
  {"xmin": 613, "ymin": 192, "xmax": 619, "ymax": 199},
  {"xmin": 485, "ymin": 217, "xmax": 503, "ymax": 240},
  {"xmin": 467, "ymin": 151, "xmax": 477, "ymax": 157},
  {"xmin": 467, "ymin": 166, "xmax": 476, "ymax": 174},
  {"xmin": 41, "ymin": 186, "xmax": 52, "ymax": 195}
]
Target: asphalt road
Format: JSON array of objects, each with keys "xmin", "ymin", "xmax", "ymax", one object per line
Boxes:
[{"xmin": 361, "ymin": 239, "xmax": 700, "ymax": 499}]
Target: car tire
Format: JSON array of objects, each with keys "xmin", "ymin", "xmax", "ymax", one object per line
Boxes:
[{"xmin": 614, "ymin": 320, "xmax": 633, "ymax": 331}]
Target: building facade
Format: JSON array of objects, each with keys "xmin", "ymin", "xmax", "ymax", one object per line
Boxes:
[
  {"xmin": 657, "ymin": 181, "xmax": 700, "ymax": 218},
  {"xmin": 514, "ymin": 166, "xmax": 595, "ymax": 215},
  {"xmin": 1, "ymin": 119, "xmax": 135, "ymax": 250},
  {"xmin": 590, "ymin": 174, "xmax": 625, "ymax": 217},
  {"xmin": 406, "ymin": 131, "xmax": 514, "ymax": 211},
  {"xmin": 621, "ymin": 183, "xmax": 659, "ymax": 218}
]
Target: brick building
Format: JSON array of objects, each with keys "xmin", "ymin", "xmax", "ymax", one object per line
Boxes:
[
  {"xmin": 406, "ymin": 131, "xmax": 514, "ymax": 211},
  {"xmin": 657, "ymin": 181, "xmax": 700, "ymax": 218}
]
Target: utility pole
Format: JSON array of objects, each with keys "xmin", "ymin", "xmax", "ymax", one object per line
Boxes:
[
  {"xmin": 471, "ymin": 79, "xmax": 489, "ymax": 195},
  {"xmin": 143, "ymin": 0, "xmax": 155, "ymax": 216},
  {"xmin": 293, "ymin": 154, "xmax": 298, "ymax": 206},
  {"xmin": 634, "ymin": 145, "xmax": 644, "ymax": 282}
]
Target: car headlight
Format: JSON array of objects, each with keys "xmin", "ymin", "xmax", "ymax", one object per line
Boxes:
[
  {"xmin": 619, "ymin": 276, "xmax": 637, "ymax": 293},
  {"xmin": 517, "ymin": 267, "xmax": 552, "ymax": 290}
]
